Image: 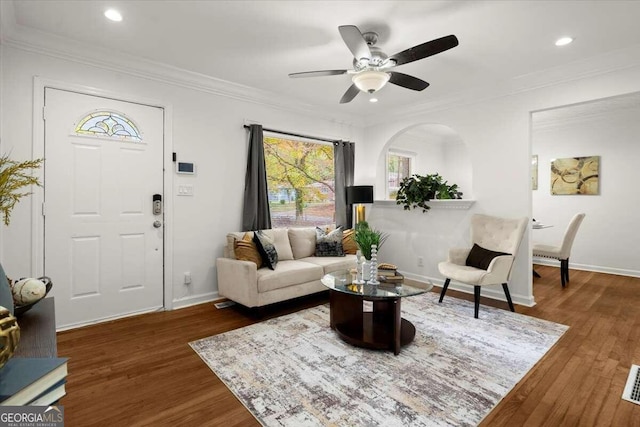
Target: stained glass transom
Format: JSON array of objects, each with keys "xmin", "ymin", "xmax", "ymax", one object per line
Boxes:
[{"xmin": 75, "ymin": 111, "xmax": 142, "ymax": 141}]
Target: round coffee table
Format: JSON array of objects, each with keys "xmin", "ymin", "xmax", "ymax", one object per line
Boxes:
[{"xmin": 321, "ymin": 270, "xmax": 432, "ymax": 355}]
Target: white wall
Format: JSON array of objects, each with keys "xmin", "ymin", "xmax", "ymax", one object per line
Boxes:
[
  {"xmin": 375, "ymin": 125, "xmax": 472, "ymax": 201},
  {"xmin": 0, "ymin": 46, "xmax": 362, "ymax": 307},
  {"xmin": 357, "ymin": 60, "xmax": 640, "ymax": 307},
  {"xmin": 532, "ymin": 93, "xmax": 640, "ymax": 277}
]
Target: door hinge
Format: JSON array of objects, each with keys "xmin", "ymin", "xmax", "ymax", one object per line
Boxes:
[
  {"xmin": 41, "ymin": 202, "xmax": 46, "ymax": 217},
  {"xmin": 42, "ymin": 106, "xmax": 47, "ymax": 121}
]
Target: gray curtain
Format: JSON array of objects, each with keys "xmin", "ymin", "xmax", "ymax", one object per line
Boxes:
[
  {"xmin": 242, "ymin": 124, "xmax": 272, "ymax": 231},
  {"xmin": 334, "ymin": 141, "xmax": 355, "ymax": 228}
]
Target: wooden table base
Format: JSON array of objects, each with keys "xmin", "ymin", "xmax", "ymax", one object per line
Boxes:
[{"xmin": 329, "ymin": 289, "xmax": 416, "ymax": 355}]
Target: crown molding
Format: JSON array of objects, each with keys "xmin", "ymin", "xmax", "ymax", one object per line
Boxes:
[
  {"xmin": 0, "ymin": 13, "xmax": 364, "ymax": 128},
  {"xmin": 532, "ymin": 91, "xmax": 640, "ymax": 131},
  {"xmin": 364, "ymin": 43, "xmax": 640, "ymax": 127}
]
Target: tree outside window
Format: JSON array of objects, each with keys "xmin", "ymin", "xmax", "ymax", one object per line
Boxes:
[
  {"xmin": 264, "ymin": 136, "xmax": 335, "ymax": 227},
  {"xmin": 387, "ymin": 152, "xmax": 413, "ymax": 199}
]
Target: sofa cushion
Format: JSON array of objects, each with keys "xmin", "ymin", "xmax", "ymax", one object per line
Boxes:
[
  {"xmin": 253, "ymin": 231, "xmax": 278, "ymax": 270},
  {"xmin": 300, "ymin": 254, "xmax": 357, "ymax": 275},
  {"xmin": 226, "ymin": 232, "xmax": 247, "ymax": 259},
  {"xmin": 267, "ymin": 228, "xmax": 294, "ymax": 261},
  {"xmin": 257, "ymin": 260, "xmax": 323, "ymax": 293},
  {"xmin": 342, "ymin": 229, "xmax": 358, "ymax": 255},
  {"xmin": 234, "ymin": 233, "xmax": 262, "ymax": 268},
  {"xmin": 288, "ymin": 228, "xmax": 316, "ymax": 259},
  {"xmin": 315, "ymin": 227, "xmax": 344, "ymax": 257}
]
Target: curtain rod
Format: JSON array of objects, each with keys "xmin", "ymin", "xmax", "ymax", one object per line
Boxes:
[{"xmin": 243, "ymin": 125, "xmax": 349, "ymax": 144}]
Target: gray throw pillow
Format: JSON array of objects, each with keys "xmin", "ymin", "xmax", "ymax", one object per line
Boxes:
[
  {"xmin": 253, "ymin": 231, "xmax": 278, "ymax": 270},
  {"xmin": 315, "ymin": 227, "xmax": 345, "ymax": 257}
]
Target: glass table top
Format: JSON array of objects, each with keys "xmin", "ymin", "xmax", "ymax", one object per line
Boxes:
[{"xmin": 321, "ymin": 270, "xmax": 432, "ymax": 299}]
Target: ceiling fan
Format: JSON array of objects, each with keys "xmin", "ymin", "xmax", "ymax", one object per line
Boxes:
[{"xmin": 289, "ymin": 25, "xmax": 459, "ymax": 104}]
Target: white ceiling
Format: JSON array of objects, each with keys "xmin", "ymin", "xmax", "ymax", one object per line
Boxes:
[{"xmin": 7, "ymin": 1, "xmax": 640, "ymax": 117}]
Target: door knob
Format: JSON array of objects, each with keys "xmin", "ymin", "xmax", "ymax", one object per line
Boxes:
[{"xmin": 153, "ymin": 220, "xmax": 162, "ymax": 228}]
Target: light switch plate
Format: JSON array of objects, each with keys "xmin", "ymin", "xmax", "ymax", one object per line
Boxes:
[{"xmin": 178, "ymin": 184, "xmax": 194, "ymax": 196}]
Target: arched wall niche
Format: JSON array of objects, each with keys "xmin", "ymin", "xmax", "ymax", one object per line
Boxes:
[{"xmin": 375, "ymin": 123, "xmax": 473, "ymax": 201}]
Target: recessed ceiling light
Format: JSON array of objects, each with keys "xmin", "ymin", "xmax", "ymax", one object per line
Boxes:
[
  {"xmin": 104, "ymin": 9, "xmax": 123, "ymax": 22},
  {"xmin": 369, "ymin": 98, "xmax": 378, "ymax": 103},
  {"xmin": 555, "ymin": 37, "xmax": 573, "ymax": 47}
]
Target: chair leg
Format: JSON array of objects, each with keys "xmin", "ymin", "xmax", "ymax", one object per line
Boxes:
[
  {"xmin": 502, "ymin": 283, "xmax": 515, "ymax": 312},
  {"xmin": 565, "ymin": 258, "xmax": 570, "ymax": 283},
  {"xmin": 439, "ymin": 278, "xmax": 450, "ymax": 303},
  {"xmin": 474, "ymin": 286, "xmax": 481, "ymax": 319},
  {"xmin": 560, "ymin": 260, "xmax": 566, "ymax": 288}
]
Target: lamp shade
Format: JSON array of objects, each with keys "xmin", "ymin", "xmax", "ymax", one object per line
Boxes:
[
  {"xmin": 352, "ymin": 71, "xmax": 390, "ymax": 93},
  {"xmin": 346, "ymin": 185, "xmax": 374, "ymax": 204}
]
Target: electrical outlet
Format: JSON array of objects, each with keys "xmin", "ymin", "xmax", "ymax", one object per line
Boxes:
[
  {"xmin": 417, "ymin": 256, "xmax": 424, "ymax": 267},
  {"xmin": 184, "ymin": 272, "xmax": 191, "ymax": 285}
]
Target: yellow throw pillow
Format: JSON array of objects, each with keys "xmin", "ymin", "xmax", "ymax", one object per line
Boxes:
[
  {"xmin": 234, "ymin": 233, "xmax": 263, "ymax": 268},
  {"xmin": 343, "ymin": 229, "xmax": 358, "ymax": 255}
]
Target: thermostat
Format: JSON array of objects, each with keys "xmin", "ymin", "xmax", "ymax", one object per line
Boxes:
[{"xmin": 176, "ymin": 162, "xmax": 195, "ymax": 175}]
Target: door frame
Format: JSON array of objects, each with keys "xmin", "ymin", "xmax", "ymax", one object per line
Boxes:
[{"xmin": 31, "ymin": 77, "xmax": 174, "ymax": 310}]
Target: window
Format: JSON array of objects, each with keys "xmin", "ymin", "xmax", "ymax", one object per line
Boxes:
[
  {"xmin": 75, "ymin": 111, "xmax": 142, "ymax": 142},
  {"xmin": 387, "ymin": 151, "xmax": 413, "ymax": 200},
  {"xmin": 263, "ymin": 135, "xmax": 335, "ymax": 228}
]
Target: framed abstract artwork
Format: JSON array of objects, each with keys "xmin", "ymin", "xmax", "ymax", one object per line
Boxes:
[{"xmin": 550, "ymin": 156, "xmax": 599, "ymax": 195}]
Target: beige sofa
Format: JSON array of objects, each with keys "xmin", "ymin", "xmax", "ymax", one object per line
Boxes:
[{"xmin": 217, "ymin": 228, "xmax": 356, "ymax": 308}]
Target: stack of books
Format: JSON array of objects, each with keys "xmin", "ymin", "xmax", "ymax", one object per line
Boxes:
[
  {"xmin": 377, "ymin": 264, "xmax": 404, "ymax": 283},
  {"xmin": 0, "ymin": 357, "xmax": 68, "ymax": 406}
]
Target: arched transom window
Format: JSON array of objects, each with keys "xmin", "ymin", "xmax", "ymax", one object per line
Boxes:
[{"xmin": 75, "ymin": 111, "xmax": 142, "ymax": 142}]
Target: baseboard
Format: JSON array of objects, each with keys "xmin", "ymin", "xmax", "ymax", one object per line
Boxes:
[
  {"xmin": 56, "ymin": 305, "xmax": 164, "ymax": 331},
  {"xmin": 400, "ymin": 271, "xmax": 536, "ymax": 308},
  {"xmin": 172, "ymin": 291, "xmax": 220, "ymax": 309},
  {"xmin": 533, "ymin": 259, "xmax": 640, "ymax": 278}
]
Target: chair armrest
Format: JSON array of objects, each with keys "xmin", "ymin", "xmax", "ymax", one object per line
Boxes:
[
  {"xmin": 485, "ymin": 255, "xmax": 515, "ymax": 280},
  {"xmin": 216, "ymin": 258, "xmax": 258, "ymax": 307},
  {"xmin": 448, "ymin": 247, "xmax": 471, "ymax": 265}
]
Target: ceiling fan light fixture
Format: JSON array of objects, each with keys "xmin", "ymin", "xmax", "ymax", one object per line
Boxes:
[{"xmin": 352, "ymin": 70, "xmax": 390, "ymax": 93}]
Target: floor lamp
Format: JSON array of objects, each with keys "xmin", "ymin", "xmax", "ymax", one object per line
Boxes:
[{"xmin": 346, "ymin": 185, "xmax": 374, "ymax": 225}]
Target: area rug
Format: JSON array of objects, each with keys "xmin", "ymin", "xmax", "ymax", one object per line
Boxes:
[{"xmin": 190, "ymin": 292, "xmax": 568, "ymax": 426}]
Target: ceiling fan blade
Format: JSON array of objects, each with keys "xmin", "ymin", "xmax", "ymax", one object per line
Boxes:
[
  {"xmin": 388, "ymin": 72, "xmax": 430, "ymax": 91},
  {"xmin": 340, "ymin": 84, "xmax": 360, "ymax": 104},
  {"xmin": 389, "ymin": 35, "xmax": 459, "ymax": 67},
  {"xmin": 288, "ymin": 70, "xmax": 348, "ymax": 78},
  {"xmin": 338, "ymin": 25, "xmax": 371, "ymax": 60}
]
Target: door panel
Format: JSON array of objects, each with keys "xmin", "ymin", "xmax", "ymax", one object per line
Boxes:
[{"xmin": 44, "ymin": 88, "xmax": 164, "ymax": 328}]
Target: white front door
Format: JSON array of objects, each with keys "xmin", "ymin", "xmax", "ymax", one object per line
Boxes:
[{"xmin": 44, "ymin": 88, "xmax": 164, "ymax": 328}]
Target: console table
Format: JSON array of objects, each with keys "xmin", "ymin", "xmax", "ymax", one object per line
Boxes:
[{"xmin": 13, "ymin": 297, "xmax": 57, "ymax": 358}]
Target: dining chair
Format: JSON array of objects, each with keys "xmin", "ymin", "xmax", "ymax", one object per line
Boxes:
[
  {"xmin": 532, "ymin": 213, "xmax": 585, "ymax": 287},
  {"xmin": 438, "ymin": 214, "xmax": 528, "ymax": 318}
]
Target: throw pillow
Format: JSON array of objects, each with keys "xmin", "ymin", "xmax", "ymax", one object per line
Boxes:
[
  {"xmin": 342, "ymin": 229, "xmax": 358, "ymax": 255},
  {"xmin": 465, "ymin": 244, "xmax": 510, "ymax": 270},
  {"xmin": 253, "ymin": 231, "xmax": 278, "ymax": 270},
  {"xmin": 234, "ymin": 233, "xmax": 263, "ymax": 268},
  {"xmin": 315, "ymin": 226, "xmax": 345, "ymax": 257}
]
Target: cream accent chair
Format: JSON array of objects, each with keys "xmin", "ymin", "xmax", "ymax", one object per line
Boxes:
[
  {"xmin": 532, "ymin": 213, "xmax": 585, "ymax": 288},
  {"xmin": 438, "ymin": 214, "xmax": 528, "ymax": 318}
]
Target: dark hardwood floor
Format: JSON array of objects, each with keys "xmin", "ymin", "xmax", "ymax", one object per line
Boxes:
[{"xmin": 56, "ymin": 265, "xmax": 640, "ymax": 426}]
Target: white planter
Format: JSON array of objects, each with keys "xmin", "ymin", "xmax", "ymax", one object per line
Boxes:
[{"xmin": 362, "ymin": 261, "xmax": 373, "ymax": 281}]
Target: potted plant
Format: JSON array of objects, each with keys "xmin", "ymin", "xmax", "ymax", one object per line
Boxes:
[
  {"xmin": 395, "ymin": 173, "xmax": 462, "ymax": 213},
  {"xmin": 0, "ymin": 154, "xmax": 43, "ymax": 226},
  {"xmin": 353, "ymin": 221, "xmax": 388, "ymax": 261}
]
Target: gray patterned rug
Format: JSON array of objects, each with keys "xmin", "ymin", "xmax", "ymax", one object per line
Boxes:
[{"xmin": 190, "ymin": 292, "xmax": 568, "ymax": 426}]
